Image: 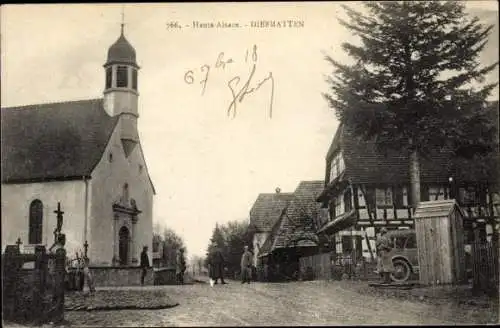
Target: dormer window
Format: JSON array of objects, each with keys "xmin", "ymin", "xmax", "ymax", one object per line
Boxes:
[
  {"xmin": 116, "ymin": 66, "xmax": 128, "ymax": 88},
  {"xmin": 329, "ymin": 152, "xmax": 345, "ymax": 182}
]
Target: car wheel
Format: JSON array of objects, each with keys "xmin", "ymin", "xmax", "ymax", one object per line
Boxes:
[{"xmin": 391, "ymin": 258, "xmax": 411, "ymax": 283}]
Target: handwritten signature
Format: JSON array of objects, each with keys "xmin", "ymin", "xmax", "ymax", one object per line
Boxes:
[{"xmin": 184, "ymin": 45, "xmax": 275, "ymax": 118}]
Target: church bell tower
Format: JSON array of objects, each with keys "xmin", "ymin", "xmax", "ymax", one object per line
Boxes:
[{"xmin": 103, "ymin": 21, "xmax": 139, "ymax": 157}]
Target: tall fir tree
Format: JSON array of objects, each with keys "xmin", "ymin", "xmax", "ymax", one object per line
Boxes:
[
  {"xmin": 324, "ymin": 1, "xmax": 498, "ymax": 210},
  {"xmin": 205, "ymin": 223, "xmax": 226, "ymax": 265}
]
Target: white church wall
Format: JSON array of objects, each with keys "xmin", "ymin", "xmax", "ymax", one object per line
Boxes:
[
  {"xmin": 89, "ymin": 119, "xmax": 154, "ymax": 266},
  {"xmin": 1, "ymin": 180, "xmax": 86, "ymax": 256}
]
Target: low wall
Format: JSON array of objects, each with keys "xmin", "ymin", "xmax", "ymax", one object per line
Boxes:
[
  {"xmin": 154, "ymin": 267, "xmax": 177, "ymax": 285},
  {"xmin": 89, "ymin": 266, "xmax": 154, "ymax": 287}
]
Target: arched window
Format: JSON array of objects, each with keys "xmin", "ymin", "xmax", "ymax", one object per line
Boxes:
[{"xmin": 29, "ymin": 200, "xmax": 43, "ymax": 244}]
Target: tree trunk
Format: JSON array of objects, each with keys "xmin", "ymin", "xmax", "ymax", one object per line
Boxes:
[{"xmin": 409, "ymin": 149, "xmax": 421, "ymax": 211}]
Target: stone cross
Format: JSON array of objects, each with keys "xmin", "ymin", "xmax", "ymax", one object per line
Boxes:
[
  {"xmin": 16, "ymin": 237, "xmax": 22, "ymax": 248},
  {"xmin": 54, "ymin": 202, "xmax": 64, "ymax": 234}
]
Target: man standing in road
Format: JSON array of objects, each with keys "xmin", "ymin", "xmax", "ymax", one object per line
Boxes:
[
  {"xmin": 376, "ymin": 227, "xmax": 394, "ymax": 284},
  {"xmin": 140, "ymin": 246, "xmax": 151, "ymax": 286},
  {"xmin": 176, "ymin": 248, "xmax": 187, "ymax": 285},
  {"xmin": 208, "ymin": 246, "xmax": 227, "ymax": 285},
  {"xmin": 240, "ymin": 245, "xmax": 253, "ymax": 284}
]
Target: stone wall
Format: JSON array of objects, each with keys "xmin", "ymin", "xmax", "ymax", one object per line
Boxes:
[{"xmin": 89, "ymin": 266, "xmax": 154, "ymax": 287}]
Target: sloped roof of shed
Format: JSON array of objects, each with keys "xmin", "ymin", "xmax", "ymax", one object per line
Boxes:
[{"xmin": 414, "ymin": 199, "xmax": 465, "ymax": 219}]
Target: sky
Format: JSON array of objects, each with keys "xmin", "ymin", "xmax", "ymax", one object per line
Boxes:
[{"xmin": 1, "ymin": 2, "xmax": 498, "ymax": 258}]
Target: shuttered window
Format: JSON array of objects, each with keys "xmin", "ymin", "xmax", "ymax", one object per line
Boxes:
[
  {"xmin": 132, "ymin": 69, "xmax": 138, "ymax": 90},
  {"xmin": 105, "ymin": 67, "xmax": 113, "ymax": 89},
  {"xmin": 117, "ymin": 66, "xmax": 128, "ymax": 88},
  {"xmin": 394, "ymin": 187, "xmax": 404, "ymax": 207}
]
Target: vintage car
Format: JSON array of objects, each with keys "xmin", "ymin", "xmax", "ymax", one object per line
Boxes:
[
  {"xmin": 384, "ymin": 229, "xmax": 473, "ymax": 283},
  {"xmin": 385, "ymin": 229, "xmax": 419, "ymax": 283}
]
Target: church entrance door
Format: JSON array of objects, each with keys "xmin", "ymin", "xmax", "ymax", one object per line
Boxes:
[{"xmin": 119, "ymin": 226, "xmax": 130, "ymax": 265}]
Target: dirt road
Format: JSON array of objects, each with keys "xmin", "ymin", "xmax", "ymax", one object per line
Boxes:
[{"xmin": 64, "ymin": 279, "xmax": 497, "ymax": 326}]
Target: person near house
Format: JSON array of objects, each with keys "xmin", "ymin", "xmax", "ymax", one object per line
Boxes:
[
  {"xmin": 376, "ymin": 227, "xmax": 394, "ymax": 284},
  {"xmin": 82, "ymin": 257, "xmax": 96, "ymax": 294},
  {"xmin": 140, "ymin": 246, "xmax": 150, "ymax": 286},
  {"xmin": 176, "ymin": 248, "xmax": 187, "ymax": 284},
  {"xmin": 208, "ymin": 246, "xmax": 227, "ymax": 285},
  {"xmin": 240, "ymin": 245, "xmax": 253, "ymax": 284}
]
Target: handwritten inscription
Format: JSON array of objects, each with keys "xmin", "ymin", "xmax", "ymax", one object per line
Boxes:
[{"xmin": 184, "ymin": 45, "xmax": 275, "ymax": 119}]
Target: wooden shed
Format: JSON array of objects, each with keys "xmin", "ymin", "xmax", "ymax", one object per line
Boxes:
[{"xmin": 414, "ymin": 200, "xmax": 466, "ymax": 285}]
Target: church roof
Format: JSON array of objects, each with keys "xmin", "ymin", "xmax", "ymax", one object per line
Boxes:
[
  {"xmin": 105, "ymin": 32, "xmax": 137, "ymax": 67},
  {"xmin": 1, "ymin": 99, "xmax": 118, "ymax": 183}
]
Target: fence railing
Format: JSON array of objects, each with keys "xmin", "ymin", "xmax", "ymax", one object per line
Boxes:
[
  {"xmin": 299, "ymin": 253, "xmax": 380, "ymax": 281},
  {"xmin": 471, "ymin": 241, "xmax": 498, "ymax": 295}
]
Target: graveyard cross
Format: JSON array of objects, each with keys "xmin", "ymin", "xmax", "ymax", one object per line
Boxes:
[
  {"xmin": 54, "ymin": 202, "xmax": 64, "ymax": 233},
  {"xmin": 16, "ymin": 237, "xmax": 22, "ymax": 248}
]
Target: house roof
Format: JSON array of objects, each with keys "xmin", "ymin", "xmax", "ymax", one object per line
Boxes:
[
  {"xmin": 249, "ymin": 192, "xmax": 294, "ymax": 233},
  {"xmin": 324, "ymin": 102, "xmax": 499, "ymax": 187},
  {"xmin": 334, "ymin": 125, "xmax": 454, "ymax": 185},
  {"xmin": 259, "ymin": 181, "xmax": 323, "ymax": 256},
  {"xmin": 1, "ymin": 99, "xmax": 118, "ymax": 183}
]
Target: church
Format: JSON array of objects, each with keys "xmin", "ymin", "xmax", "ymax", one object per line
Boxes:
[{"xmin": 1, "ymin": 25, "xmax": 155, "ymax": 267}]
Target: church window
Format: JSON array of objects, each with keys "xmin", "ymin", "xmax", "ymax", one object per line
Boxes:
[
  {"xmin": 29, "ymin": 199, "xmax": 43, "ymax": 244},
  {"xmin": 116, "ymin": 66, "xmax": 128, "ymax": 88},
  {"xmin": 109, "ymin": 152, "xmax": 113, "ymax": 162},
  {"xmin": 139, "ymin": 164, "xmax": 143, "ymax": 173},
  {"xmin": 105, "ymin": 67, "xmax": 113, "ymax": 89},
  {"xmin": 132, "ymin": 69, "xmax": 138, "ymax": 90}
]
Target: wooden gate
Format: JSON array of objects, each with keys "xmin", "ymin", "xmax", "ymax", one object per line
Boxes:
[
  {"xmin": 299, "ymin": 252, "xmax": 333, "ymax": 280},
  {"xmin": 2, "ymin": 244, "xmax": 66, "ymax": 325}
]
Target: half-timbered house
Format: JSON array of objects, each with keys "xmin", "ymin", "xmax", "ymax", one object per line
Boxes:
[{"xmin": 316, "ymin": 106, "xmax": 500, "ymax": 262}]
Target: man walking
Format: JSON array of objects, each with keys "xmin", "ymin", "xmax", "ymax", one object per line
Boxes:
[
  {"xmin": 240, "ymin": 245, "xmax": 253, "ymax": 284},
  {"xmin": 376, "ymin": 227, "xmax": 394, "ymax": 284},
  {"xmin": 140, "ymin": 246, "xmax": 150, "ymax": 286}
]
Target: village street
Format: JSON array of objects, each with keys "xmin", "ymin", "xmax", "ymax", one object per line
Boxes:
[{"xmin": 61, "ymin": 279, "xmax": 498, "ymax": 326}]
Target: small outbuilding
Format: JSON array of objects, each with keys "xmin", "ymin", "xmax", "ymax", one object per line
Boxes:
[{"xmin": 414, "ymin": 199, "xmax": 466, "ymax": 285}]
